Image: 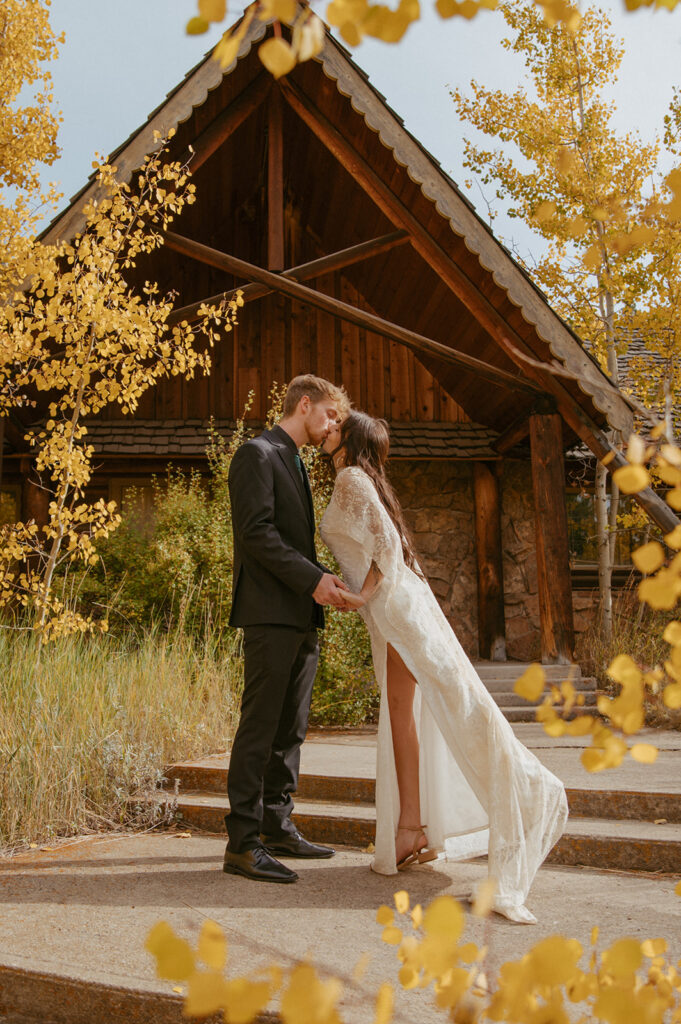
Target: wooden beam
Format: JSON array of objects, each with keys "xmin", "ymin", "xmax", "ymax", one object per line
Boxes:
[
  {"xmin": 279, "ymin": 81, "xmax": 680, "ymax": 536},
  {"xmin": 164, "ymin": 231, "xmax": 542, "ymax": 395},
  {"xmin": 184, "ymin": 73, "xmax": 271, "ymax": 175},
  {"xmin": 267, "ymin": 88, "xmax": 285, "ymax": 271},
  {"xmin": 473, "ymin": 462, "xmax": 507, "ymax": 661},
  {"xmin": 529, "ymin": 412, "xmax": 575, "ymax": 664},
  {"xmin": 494, "ymin": 415, "xmax": 530, "ymax": 455},
  {"xmin": 167, "ymin": 230, "xmax": 410, "ymax": 326}
]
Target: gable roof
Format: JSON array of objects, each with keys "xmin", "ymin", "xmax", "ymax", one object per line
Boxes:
[{"xmin": 41, "ymin": 8, "xmax": 632, "ymax": 443}]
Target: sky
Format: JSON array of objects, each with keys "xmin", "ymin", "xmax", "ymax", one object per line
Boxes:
[{"xmin": 40, "ymin": 0, "xmax": 681, "ymax": 260}]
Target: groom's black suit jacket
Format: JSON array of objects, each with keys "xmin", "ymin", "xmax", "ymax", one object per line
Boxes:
[{"xmin": 228, "ymin": 425, "xmax": 325, "ymax": 630}]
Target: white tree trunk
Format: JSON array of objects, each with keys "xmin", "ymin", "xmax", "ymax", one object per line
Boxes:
[{"xmin": 595, "ymin": 459, "xmax": 613, "ymax": 643}]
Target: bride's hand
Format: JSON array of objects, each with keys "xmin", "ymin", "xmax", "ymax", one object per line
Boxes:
[{"xmin": 340, "ymin": 590, "xmax": 366, "ymax": 609}]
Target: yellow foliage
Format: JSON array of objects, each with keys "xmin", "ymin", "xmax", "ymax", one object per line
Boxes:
[
  {"xmin": 281, "ymin": 963, "xmax": 342, "ymax": 1024},
  {"xmin": 198, "ymin": 918, "xmax": 227, "ymax": 971},
  {"xmin": 258, "ymin": 36, "xmax": 297, "ymax": 78},
  {"xmin": 629, "ymin": 743, "xmax": 659, "ymax": 764},
  {"xmin": 394, "ymin": 890, "xmax": 410, "ymax": 915},
  {"xmin": 612, "ymin": 464, "xmax": 651, "ymax": 494},
  {"xmin": 0, "ymin": 143, "xmax": 239, "ymax": 639},
  {"xmin": 513, "ymin": 663, "xmax": 546, "ymax": 701}
]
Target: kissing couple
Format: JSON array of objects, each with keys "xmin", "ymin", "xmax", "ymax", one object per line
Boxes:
[{"xmin": 223, "ymin": 374, "xmax": 567, "ymax": 925}]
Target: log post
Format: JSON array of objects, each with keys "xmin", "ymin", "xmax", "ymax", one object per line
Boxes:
[
  {"xmin": 473, "ymin": 462, "xmax": 507, "ymax": 661},
  {"xmin": 267, "ymin": 88, "xmax": 285, "ymax": 272},
  {"xmin": 529, "ymin": 409, "xmax": 575, "ymax": 664}
]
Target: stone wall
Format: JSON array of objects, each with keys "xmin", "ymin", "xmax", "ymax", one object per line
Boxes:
[
  {"xmin": 391, "ymin": 461, "xmax": 479, "ymax": 656},
  {"xmin": 390, "ymin": 459, "xmax": 543, "ymax": 660}
]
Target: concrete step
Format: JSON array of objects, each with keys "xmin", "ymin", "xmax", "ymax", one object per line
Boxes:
[
  {"xmin": 501, "ymin": 705, "xmax": 598, "ymax": 723},
  {"xmin": 480, "ymin": 675, "xmax": 596, "ymax": 694},
  {"xmin": 153, "ymin": 792, "xmax": 681, "ymax": 873},
  {"xmin": 493, "ymin": 690, "xmax": 598, "ymax": 707},
  {"xmin": 473, "ymin": 662, "xmax": 584, "ymax": 684},
  {"xmin": 161, "ymin": 768, "xmax": 681, "ymax": 824}
]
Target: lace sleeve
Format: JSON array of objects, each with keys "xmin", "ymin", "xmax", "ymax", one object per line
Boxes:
[{"xmin": 332, "ymin": 467, "xmax": 404, "ymax": 582}]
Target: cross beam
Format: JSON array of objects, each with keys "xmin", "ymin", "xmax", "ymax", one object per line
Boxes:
[
  {"xmin": 167, "ymin": 230, "xmax": 409, "ymax": 326},
  {"xmin": 164, "ymin": 230, "xmax": 542, "ymax": 395}
]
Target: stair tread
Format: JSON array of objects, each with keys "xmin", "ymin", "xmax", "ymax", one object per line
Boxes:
[
  {"xmin": 563, "ymin": 817, "xmax": 681, "ymax": 840},
  {"xmin": 156, "ymin": 792, "xmax": 681, "ymax": 839}
]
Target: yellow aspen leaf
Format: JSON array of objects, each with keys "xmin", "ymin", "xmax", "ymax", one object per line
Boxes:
[
  {"xmin": 458, "ymin": 942, "xmax": 480, "ymax": 963},
  {"xmin": 382, "ymin": 927, "xmax": 403, "ymax": 945},
  {"xmin": 534, "ymin": 201, "xmax": 557, "ymax": 222},
  {"xmin": 411, "ymin": 903, "xmax": 423, "ymax": 928},
  {"xmin": 423, "ymin": 895, "xmax": 464, "ymax": 941},
  {"xmin": 280, "ymin": 964, "xmax": 341, "ymax": 1024},
  {"xmin": 627, "ymin": 433, "xmax": 646, "ymax": 464},
  {"xmin": 601, "ymin": 938, "xmax": 643, "ymax": 979},
  {"xmin": 612, "ymin": 463, "xmax": 650, "ymax": 494},
  {"xmin": 666, "ymin": 487, "xmax": 681, "ymax": 511},
  {"xmin": 223, "ymin": 978, "xmax": 273, "ymax": 1024},
  {"xmin": 582, "ymin": 243, "xmax": 601, "ymax": 271},
  {"xmin": 186, "ymin": 15, "xmax": 210, "ymax": 33},
  {"xmin": 639, "ymin": 572, "xmax": 681, "ymax": 610},
  {"xmin": 663, "ymin": 682, "xmax": 681, "ymax": 709},
  {"xmin": 608, "ymin": 655, "xmax": 642, "ymax": 687},
  {"xmin": 434, "ymin": 966, "xmax": 470, "ymax": 1008},
  {"xmin": 199, "ymin": 0, "xmax": 226, "ymax": 21},
  {"xmin": 529, "ymin": 936, "xmax": 583, "ymax": 986},
  {"xmin": 632, "ymin": 541, "xmax": 665, "ymax": 575},
  {"xmin": 664, "ymin": 621, "xmax": 681, "ymax": 645},
  {"xmin": 394, "ymin": 890, "xmax": 409, "ymax": 915},
  {"xmin": 214, "ymin": 32, "xmax": 240, "ymax": 69},
  {"xmin": 260, "ymin": 0, "xmax": 298, "ymax": 22},
  {"xmin": 374, "ymin": 983, "xmax": 393, "ymax": 1024},
  {"xmin": 642, "ymin": 938, "xmax": 668, "ymax": 957},
  {"xmin": 675, "ymin": 880, "xmax": 681, "ymax": 897},
  {"xmin": 185, "ymin": 970, "xmax": 227, "ymax": 1017},
  {"xmin": 513, "ymin": 663, "xmax": 545, "ymax": 701},
  {"xmin": 197, "ymin": 919, "xmax": 227, "ymax": 971},
  {"xmin": 258, "ymin": 38, "xmax": 297, "ymax": 78},
  {"xmin": 566, "ymin": 715, "xmax": 595, "ymax": 735},
  {"xmin": 436, "ymin": 0, "xmax": 459, "ymax": 15},
  {"xmin": 144, "ymin": 922, "xmax": 196, "ymax": 980},
  {"xmin": 472, "ymin": 877, "xmax": 496, "ymax": 917},
  {"xmin": 661, "ymin": 444, "xmax": 681, "ymax": 467},
  {"xmin": 376, "ymin": 905, "xmax": 394, "ymax": 925},
  {"xmin": 398, "ymin": 965, "xmax": 419, "ymax": 988},
  {"xmin": 581, "ymin": 747, "xmax": 607, "ymax": 772},
  {"xmin": 655, "ymin": 463, "xmax": 681, "ymax": 487},
  {"xmin": 293, "ymin": 14, "xmax": 325, "ymax": 61},
  {"xmin": 591, "ymin": 926, "xmax": 599, "ymax": 945},
  {"xmin": 339, "ymin": 20, "xmax": 363, "ymax": 45},
  {"xmin": 593, "ymin": 206, "xmax": 608, "ymax": 221},
  {"xmin": 593, "ymin": 986, "xmax": 636, "ymax": 1023},
  {"xmin": 543, "ymin": 716, "xmax": 567, "ymax": 737},
  {"xmin": 630, "ymin": 743, "xmax": 658, "ymax": 764}
]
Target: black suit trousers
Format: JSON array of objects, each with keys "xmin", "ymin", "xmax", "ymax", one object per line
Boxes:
[{"xmin": 225, "ymin": 623, "xmax": 319, "ymax": 852}]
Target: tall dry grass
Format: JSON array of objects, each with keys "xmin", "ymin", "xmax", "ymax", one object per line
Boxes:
[
  {"xmin": 0, "ymin": 627, "xmax": 242, "ymax": 853},
  {"xmin": 577, "ymin": 590, "xmax": 681, "ymax": 730}
]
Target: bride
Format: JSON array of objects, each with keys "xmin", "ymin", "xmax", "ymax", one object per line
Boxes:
[{"xmin": 319, "ymin": 410, "xmax": 568, "ymax": 925}]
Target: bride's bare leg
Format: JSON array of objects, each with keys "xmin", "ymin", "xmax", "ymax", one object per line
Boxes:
[{"xmin": 386, "ymin": 644, "xmax": 428, "ymax": 864}]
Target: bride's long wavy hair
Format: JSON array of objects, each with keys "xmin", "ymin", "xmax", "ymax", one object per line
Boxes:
[{"xmin": 335, "ymin": 411, "xmax": 421, "ymax": 574}]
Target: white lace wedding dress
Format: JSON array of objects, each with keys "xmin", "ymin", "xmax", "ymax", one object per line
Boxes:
[{"xmin": 320, "ymin": 466, "xmax": 568, "ymax": 924}]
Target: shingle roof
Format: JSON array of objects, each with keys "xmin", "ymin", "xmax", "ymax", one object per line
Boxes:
[{"xmin": 82, "ymin": 419, "xmax": 505, "ymax": 460}]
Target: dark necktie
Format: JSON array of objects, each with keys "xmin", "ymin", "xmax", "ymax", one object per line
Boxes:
[{"xmin": 294, "ymin": 452, "xmax": 305, "ymax": 484}]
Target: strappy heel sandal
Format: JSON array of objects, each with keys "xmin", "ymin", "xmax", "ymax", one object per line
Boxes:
[{"xmin": 396, "ymin": 825, "xmax": 438, "ymax": 871}]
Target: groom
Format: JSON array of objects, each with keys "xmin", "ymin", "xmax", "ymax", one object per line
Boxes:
[{"xmin": 223, "ymin": 375, "xmax": 351, "ymax": 883}]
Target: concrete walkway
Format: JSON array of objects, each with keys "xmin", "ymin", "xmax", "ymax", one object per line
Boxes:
[
  {"xmin": 1, "ymin": 724, "xmax": 680, "ymax": 1023},
  {"xmin": 1, "ymin": 836, "xmax": 680, "ymax": 1024}
]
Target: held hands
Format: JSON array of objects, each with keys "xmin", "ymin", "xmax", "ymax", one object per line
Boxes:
[{"xmin": 312, "ymin": 573, "xmax": 351, "ymax": 609}]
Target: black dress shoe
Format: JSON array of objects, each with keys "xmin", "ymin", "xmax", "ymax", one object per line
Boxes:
[
  {"xmin": 223, "ymin": 845, "xmax": 298, "ymax": 883},
  {"xmin": 262, "ymin": 830, "xmax": 335, "ymax": 859}
]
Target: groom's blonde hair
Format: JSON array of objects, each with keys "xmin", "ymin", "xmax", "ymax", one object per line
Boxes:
[{"xmin": 282, "ymin": 375, "xmax": 350, "ymax": 418}]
